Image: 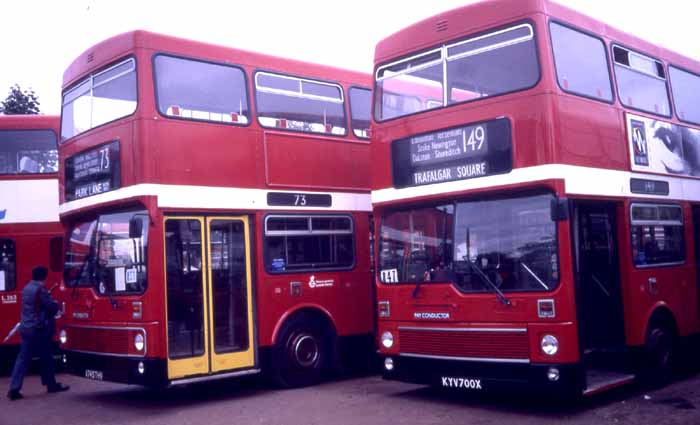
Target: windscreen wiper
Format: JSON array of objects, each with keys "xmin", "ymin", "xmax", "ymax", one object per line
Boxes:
[
  {"xmin": 412, "ymin": 274, "xmax": 426, "ymax": 298},
  {"xmin": 67, "ymin": 250, "xmax": 96, "ymax": 299},
  {"xmin": 469, "ymin": 260, "xmax": 511, "ymax": 306}
]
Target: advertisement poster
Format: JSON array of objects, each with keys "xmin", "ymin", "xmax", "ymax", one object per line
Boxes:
[{"xmin": 627, "ymin": 113, "xmax": 700, "ymax": 177}]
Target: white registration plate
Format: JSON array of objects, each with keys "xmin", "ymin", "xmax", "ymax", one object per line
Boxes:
[
  {"xmin": 85, "ymin": 369, "xmax": 104, "ymax": 381},
  {"xmin": 441, "ymin": 376, "xmax": 482, "ymax": 390}
]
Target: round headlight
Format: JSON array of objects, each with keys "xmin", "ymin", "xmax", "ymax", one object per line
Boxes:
[
  {"xmin": 134, "ymin": 333, "xmax": 145, "ymax": 351},
  {"xmin": 381, "ymin": 331, "xmax": 394, "ymax": 349},
  {"xmin": 59, "ymin": 329, "xmax": 67, "ymax": 345},
  {"xmin": 541, "ymin": 334, "xmax": 559, "ymax": 356}
]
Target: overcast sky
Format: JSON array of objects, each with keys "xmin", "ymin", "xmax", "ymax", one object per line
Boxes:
[{"xmin": 1, "ymin": 0, "xmax": 698, "ymax": 115}]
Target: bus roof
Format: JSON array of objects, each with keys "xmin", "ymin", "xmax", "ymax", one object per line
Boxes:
[
  {"xmin": 374, "ymin": 0, "xmax": 699, "ymax": 74},
  {"xmin": 63, "ymin": 30, "xmax": 370, "ymax": 91},
  {"xmin": 0, "ymin": 115, "xmax": 60, "ymax": 132}
]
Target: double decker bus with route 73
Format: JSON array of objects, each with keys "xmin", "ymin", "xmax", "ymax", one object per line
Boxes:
[{"xmin": 57, "ymin": 30, "xmax": 374, "ymax": 388}]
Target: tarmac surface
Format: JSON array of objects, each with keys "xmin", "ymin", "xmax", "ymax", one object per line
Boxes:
[{"xmin": 1, "ymin": 371, "xmax": 699, "ymax": 425}]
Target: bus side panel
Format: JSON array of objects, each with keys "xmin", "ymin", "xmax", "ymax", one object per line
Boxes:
[
  {"xmin": 618, "ymin": 202, "xmax": 698, "ymax": 347},
  {"xmin": 551, "ymin": 94, "xmax": 627, "ymax": 171},
  {"xmin": 263, "ymin": 132, "xmax": 370, "ymax": 191},
  {"xmin": 254, "ymin": 212, "xmax": 373, "ymax": 348},
  {"xmin": 1, "ymin": 224, "xmax": 62, "ymax": 346}
]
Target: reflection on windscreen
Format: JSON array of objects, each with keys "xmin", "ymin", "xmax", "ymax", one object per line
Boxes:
[
  {"xmin": 64, "ymin": 209, "xmax": 148, "ymax": 294},
  {"xmin": 375, "ymin": 23, "xmax": 539, "ymax": 121},
  {"xmin": 61, "ymin": 58, "xmax": 137, "ymax": 140},
  {"xmin": 378, "ymin": 193, "xmax": 558, "ymax": 292}
]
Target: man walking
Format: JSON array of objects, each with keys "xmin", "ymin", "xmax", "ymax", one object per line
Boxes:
[{"xmin": 7, "ymin": 266, "xmax": 69, "ymax": 400}]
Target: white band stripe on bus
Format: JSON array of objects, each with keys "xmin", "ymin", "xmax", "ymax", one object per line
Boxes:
[
  {"xmin": 59, "ymin": 183, "xmax": 372, "ymax": 215},
  {"xmin": 0, "ymin": 179, "xmax": 59, "ymax": 223},
  {"xmin": 371, "ymin": 164, "xmax": 700, "ymax": 205}
]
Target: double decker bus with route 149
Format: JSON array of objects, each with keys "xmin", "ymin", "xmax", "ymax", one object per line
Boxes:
[
  {"xmin": 57, "ymin": 30, "xmax": 374, "ymax": 388},
  {"xmin": 372, "ymin": 0, "xmax": 700, "ymax": 396}
]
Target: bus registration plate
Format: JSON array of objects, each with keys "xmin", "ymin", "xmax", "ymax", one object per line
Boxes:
[
  {"xmin": 441, "ymin": 376, "xmax": 482, "ymax": 390},
  {"xmin": 85, "ymin": 369, "xmax": 104, "ymax": 381}
]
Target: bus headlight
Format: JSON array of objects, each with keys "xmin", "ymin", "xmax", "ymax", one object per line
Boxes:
[
  {"xmin": 384, "ymin": 357, "xmax": 394, "ymax": 371},
  {"xmin": 134, "ymin": 333, "xmax": 145, "ymax": 352},
  {"xmin": 59, "ymin": 329, "xmax": 67, "ymax": 345},
  {"xmin": 541, "ymin": 334, "xmax": 559, "ymax": 356},
  {"xmin": 381, "ymin": 331, "xmax": 394, "ymax": 349}
]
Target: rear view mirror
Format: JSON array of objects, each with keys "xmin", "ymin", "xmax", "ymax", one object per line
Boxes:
[
  {"xmin": 129, "ymin": 217, "xmax": 144, "ymax": 239},
  {"xmin": 49, "ymin": 237, "xmax": 63, "ymax": 273}
]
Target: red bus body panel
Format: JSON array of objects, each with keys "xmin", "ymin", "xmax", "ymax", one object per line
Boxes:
[{"xmin": 0, "ymin": 115, "xmax": 62, "ymax": 352}]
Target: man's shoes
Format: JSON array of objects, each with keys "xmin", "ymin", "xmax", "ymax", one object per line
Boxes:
[
  {"xmin": 47, "ymin": 383, "xmax": 70, "ymax": 393},
  {"xmin": 7, "ymin": 389, "xmax": 23, "ymax": 400}
]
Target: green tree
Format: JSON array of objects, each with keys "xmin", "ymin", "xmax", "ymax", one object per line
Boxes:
[{"xmin": 0, "ymin": 84, "xmax": 41, "ymax": 115}]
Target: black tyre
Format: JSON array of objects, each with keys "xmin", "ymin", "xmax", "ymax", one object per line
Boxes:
[
  {"xmin": 642, "ymin": 321, "xmax": 675, "ymax": 387},
  {"xmin": 271, "ymin": 315, "xmax": 330, "ymax": 388}
]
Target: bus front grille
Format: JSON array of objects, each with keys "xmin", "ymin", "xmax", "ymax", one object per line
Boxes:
[
  {"xmin": 65, "ymin": 326, "xmax": 131, "ymax": 356},
  {"xmin": 399, "ymin": 327, "xmax": 530, "ymax": 362}
]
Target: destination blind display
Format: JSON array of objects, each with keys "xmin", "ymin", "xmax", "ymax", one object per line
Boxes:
[
  {"xmin": 391, "ymin": 118, "xmax": 512, "ymax": 188},
  {"xmin": 65, "ymin": 140, "xmax": 121, "ymax": 201}
]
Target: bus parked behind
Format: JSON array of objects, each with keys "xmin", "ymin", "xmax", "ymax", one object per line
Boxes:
[{"xmin": 0, "ymin": 115, "xmax": 62, "ymax": 369}]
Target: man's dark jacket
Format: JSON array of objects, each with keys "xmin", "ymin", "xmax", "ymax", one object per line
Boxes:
[{"xmin": 19, "ymin": 280, "xmax": 59, "ymax": 336}]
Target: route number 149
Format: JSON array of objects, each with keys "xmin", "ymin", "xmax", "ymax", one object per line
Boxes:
[{"xmin": 463, "ymin": 126, "xmax": 485, "ymax": 152}]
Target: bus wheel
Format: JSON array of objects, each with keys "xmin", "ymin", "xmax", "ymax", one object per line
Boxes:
[
  {"xmin": 272, "ymin": 315, "xmax": 329, "ymax": 388},
  {"xmin": 643, "ymin": 321, "xmax": 675, "ymax": 386}
]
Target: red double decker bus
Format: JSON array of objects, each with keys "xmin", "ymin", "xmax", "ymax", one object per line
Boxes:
[
  {"xmin": 0, "ymin": 115, "xmax": 63, "ymax": 367},
  {"xmin": 372, "ymin": 0, "xmax": 700, "ymax": 396},
  {"xmin": 57, "ymin": 30, "xmax": 374, "ymax": 387}
]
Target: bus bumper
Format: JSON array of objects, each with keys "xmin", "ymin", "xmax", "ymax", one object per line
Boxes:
[
  {"xmin": 381, "ymin": 354, "xmax": 584, "ymax": 394},
  {"xmin": 63, "ymin": 350, "xmax": 167, "ymax": 387}
]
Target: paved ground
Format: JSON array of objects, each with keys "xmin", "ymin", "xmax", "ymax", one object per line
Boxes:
[{"xmin": 1, "ymin": 371, "xmax": 699, "ymax": 425}]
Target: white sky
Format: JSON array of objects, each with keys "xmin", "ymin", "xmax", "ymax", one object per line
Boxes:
[{"xmin": 1, "ymin": 0, "xmax": 698, "ymax": 115}]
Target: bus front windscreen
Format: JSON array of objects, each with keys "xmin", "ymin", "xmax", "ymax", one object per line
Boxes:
[
  {"xmin": 375, "ymin": 23, "xmax": 539, "ymax": 121},
  {"xmin": 61, "ymin": 58, "xmax": 137, "ymax": 140},
  {"xmin": 64, "ymin": 209, "xmax": 149, "ymax": 295},
  {"xmin": 378, "ymin": 193, "xmax": 559, "ymax": 293}
]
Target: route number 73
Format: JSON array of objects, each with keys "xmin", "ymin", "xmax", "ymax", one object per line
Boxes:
[{"xmin": 99, "ymin": 147, "xmax": 110, "ymax": 170}]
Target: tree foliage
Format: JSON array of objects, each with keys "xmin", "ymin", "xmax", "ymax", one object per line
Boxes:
[{"xmin": 0, "ymin": 84, "xmax": 41, "ymax": 115}]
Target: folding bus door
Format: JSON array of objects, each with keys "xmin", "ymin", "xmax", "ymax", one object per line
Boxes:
[
  {"xmin": 164, "ymin": 216, "xmax": 255, "ymax": 381},
  {"xmin": 206, "ymin": 217, "xmax": 255, "ymax": 373}
]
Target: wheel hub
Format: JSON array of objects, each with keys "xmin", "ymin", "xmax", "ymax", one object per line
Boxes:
[{"xmin": 292, "ymin": 334, "xmax": 319, "ymax": 368}]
